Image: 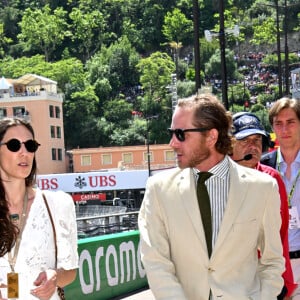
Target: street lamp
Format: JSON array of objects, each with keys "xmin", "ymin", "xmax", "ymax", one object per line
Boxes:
[
  {"xmin": 145, "ymin": 115, "xmax": 158, "ymax": 177},
  {"xmin": 146, "ymin": 120, "xmax": 151, "ymax": 177}
]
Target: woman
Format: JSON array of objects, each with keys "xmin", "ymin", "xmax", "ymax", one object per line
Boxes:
[{"xmin": 0, "ymin": 118, "xmax": 78, "ymax": 299}]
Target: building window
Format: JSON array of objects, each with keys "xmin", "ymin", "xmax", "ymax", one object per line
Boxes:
[
  {"xmin": 165, "ymin": 150, "xmax": 175, "ymax": 161},
  {"xmin": 50, "ymin": 126, "xmax": 55, "ymax": 138},
  {"xmin": 51, "ymin": 148, "xmax": 63, "ymax": 161},
  {"xmin": 13, "ymin": 106, "xmax": 25, "ymax": 117},
  {"xmin": 55, "ymin": 106, "xmax": 60, "ymax": 118},
  {"xmin": 102, "ymin": 154, "xmax": 112, "ymax": 165},
  {"xmin": 122, "ymin": 152, "xmax": 133, "ymax": 164},
  {"xmin": 49, "ymin": 105, "xmax": 54, "ymax": 118},
  {"xmin": 51, "ymin": 148, "xmax": 56, "ymax": 160},
  {"xmin": 56, "ymin": 126, "xmax": 61, "ymax": 138},
  {"xmin": 81, "ymin": 155, "xmax": 91, "ymax": 166},
  {"xmin": 0, "ymin": 108, "xmax": 7, "ymax": 118},
  {"xmin": 50, "ymin": 126, "xmax": 61, "ymax": 138},
  {"xmin": 57, "ymin": 149, "xmax": 62, "ymax": 161},
  {"xmin": 143, "ymin": 151, "xmax": 153, "ymax": 162}
]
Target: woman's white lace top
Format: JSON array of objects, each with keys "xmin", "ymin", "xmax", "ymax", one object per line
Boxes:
[{"xmin": 0, "ymin": 188, "xmax": 78, "ymax": 299}]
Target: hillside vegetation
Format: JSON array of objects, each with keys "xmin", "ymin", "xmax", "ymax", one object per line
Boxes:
[{"xmin": 0, "ymin": 0, "xmax": 299, "ymax": 148}]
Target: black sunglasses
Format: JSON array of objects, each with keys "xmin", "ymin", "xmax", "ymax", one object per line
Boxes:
[
  {"xmin": 167, "ymin": 128, "xmax": 209, "ymax": 142},
  {"xmin": 0, "ymin": 138, "xmax": 40, "ymax": 153}
]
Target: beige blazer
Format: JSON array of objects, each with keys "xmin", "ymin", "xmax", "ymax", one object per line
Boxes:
[{"xmin": 138, "ymin": 159, "xmax": 284, "ymax": 300}]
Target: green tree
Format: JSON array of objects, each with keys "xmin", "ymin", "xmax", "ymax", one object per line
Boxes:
[
  {"xmin": 200, "ymin": 37, "xmax": 219, "ymax": 71},
  {"xmin": 251, "ymin": 17, "xmax": 277, "ymax": 45},
  {"xmin": 69, "ymin": 7, "xmax": 108, "ymax": 62},
  {"xmin": 0, "ymin": 6, "xmax": 20, "ymax": 48},
  {"xmin": 103, "ymin": 98, "xmax": 133, "ymax": 128},
  {"xmin": 205, "ymin": 48, "xmax": 239, "ymax": 81},
  {"xmin": 63, "ymin": 85, "xmax": 100, "ymax": 148},
  {"xmin": 86, "ymin": 36, "xmax": 140, "ymax": 111},
  {"xmin": 138, "ymin": 1, "xmax": 169, "ymax": 52},
  {"xmin": 0, "ymin": 54, "xmax": 51, "ymax": 78},
  {"xmin": 18, "ymin": 5, "xmax": 69, "ymax": 61},
  {"xmin": 0, "ymin": 54, "xmax": 84, "ymax": 94},
  {"xmin": 137, "ymin": 51, "xmax": 175, "ymax": 100},
  {"xmin": 137, "ymin": 51, "xmax": 175, "ymax": 144},
  {"xmin": 162, "ymin": 8, "xmax": 193, "ymax": 44},
  {"xmin": 110, "ymin": 113, "xmax": 147, "ymax": 146},
  {"xmin": 0, "ymin": 23, "xmax": 13, "ymax": 58},
  {"xmin": 162, "ymin": 8, "xmax": 193, "ymax": 74}
]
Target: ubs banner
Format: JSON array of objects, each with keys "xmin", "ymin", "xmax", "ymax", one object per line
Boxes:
[{"xmin": 65, "ymin": 231, "xmax": 147, "ymax": 299}]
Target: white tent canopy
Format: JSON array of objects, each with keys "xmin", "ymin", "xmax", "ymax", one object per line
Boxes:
[
  {"xmin": 14, "ymin": 74, "xmax": 57, "ymax": 93},
  {"xmin": 0, "ymin": 76, "xmax": 12, "ymax": 90}
]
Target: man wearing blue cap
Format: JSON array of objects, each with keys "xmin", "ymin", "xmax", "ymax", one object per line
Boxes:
[{"xmin": 231, "ymin": 112, "xmax": 296, "ymax": 299}]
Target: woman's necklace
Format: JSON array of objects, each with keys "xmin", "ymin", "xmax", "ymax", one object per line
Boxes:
[
  {"xmin": 9, "ymin": 199, "xmax": 26, "ymax": 228},
  {"xmin": 7, "ymin": 191, "xmax": 29, "ymax": 298},
  {"xmin": 10, "ymin": 213, "xmax": 20, "ymax": 226}
]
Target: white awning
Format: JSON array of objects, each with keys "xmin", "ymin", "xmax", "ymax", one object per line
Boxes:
[{"xmin": 14, "ymin": 74, "xmax": 57, "ymax": 93}]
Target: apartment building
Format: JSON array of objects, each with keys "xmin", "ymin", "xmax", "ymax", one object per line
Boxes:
[
  {"xmin": 69, "ymin": 144, "xmax": 176, "ymax": 173},
  {"xmin": 0, "ymin": 74, "xmax": 66, "ymax": 174}
]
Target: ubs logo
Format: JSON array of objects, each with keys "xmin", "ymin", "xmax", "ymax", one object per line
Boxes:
[{"xmin": 74, "ymin": 176, "xmax": 87, "ymax": 189}]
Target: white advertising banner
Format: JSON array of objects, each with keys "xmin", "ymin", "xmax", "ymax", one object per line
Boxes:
[{"xmin": 36, "ymin": 170, "xmax": 149, "ymax": 193}]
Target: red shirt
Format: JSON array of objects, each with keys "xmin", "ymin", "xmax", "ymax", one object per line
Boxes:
[{"xmin": 256, "ymin": 162, "xmax": 297, "ymax": 296}]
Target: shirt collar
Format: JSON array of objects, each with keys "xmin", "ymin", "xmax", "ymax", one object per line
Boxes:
[
  {"xmin": 277, "ymin": 148, "xmax": 300, "ymax": 164},
  {"xmin": 193, "ymin": 155, "xmax": 229, "ymax": 180}
]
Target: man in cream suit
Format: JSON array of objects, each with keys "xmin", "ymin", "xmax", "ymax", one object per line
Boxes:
[{"xmin": 138, "ymin": 94, "xmax": 285, "ymax": 300}]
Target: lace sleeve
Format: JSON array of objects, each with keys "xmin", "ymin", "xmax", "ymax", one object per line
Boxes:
[{"xmin": 44, "ymin": 190, "xmax": 79, "ymax": 270}]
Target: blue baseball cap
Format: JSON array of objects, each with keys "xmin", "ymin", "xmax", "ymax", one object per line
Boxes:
[{"xmin": 232, "ymin": 112, "xmax": 267, "ymax": 140}]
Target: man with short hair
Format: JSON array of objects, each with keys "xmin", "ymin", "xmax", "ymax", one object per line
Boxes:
[
  {"xmin": 231, "ymin": 111, "xmax": 296, "ymax": 299},
  {"xmin": 261, "ymin": 97, "xmax": 300, "ymax": 299},
  {"xmin": 138, "ymin": 93, "xmax": 285, "ymax": 300}
]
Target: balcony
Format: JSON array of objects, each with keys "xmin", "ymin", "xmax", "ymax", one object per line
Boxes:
[{"xmin": 0, "ymin": 90, "xmax": 63, "ymax": 102}]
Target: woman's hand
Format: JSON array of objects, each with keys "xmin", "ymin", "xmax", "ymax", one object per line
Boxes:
[
  {"xmin": 30, "ymin": 269, "xmax": 57, "ymax": 300},
  {"xmin": 0, "ymin": 284, "xmax": 7, "ymax": 300}
]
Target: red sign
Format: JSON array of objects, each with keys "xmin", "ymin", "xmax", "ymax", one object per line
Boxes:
[{"xmin": 72, "ymin": 193, "xmax": 106, "ymax": 202}]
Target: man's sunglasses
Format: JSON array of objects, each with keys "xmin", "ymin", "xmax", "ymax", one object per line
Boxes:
[
  {"xmin": 167, "ymin": 128, "xmax": 209, "ymax": 142},
  {"xmin": 0, "ymin": 138, "xmax": 40, "ymax": 153}
]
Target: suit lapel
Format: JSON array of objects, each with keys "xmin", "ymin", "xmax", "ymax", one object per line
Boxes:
[{"xmin": 178, "ymin": 169, "xmax": 208, "ymax": 252}]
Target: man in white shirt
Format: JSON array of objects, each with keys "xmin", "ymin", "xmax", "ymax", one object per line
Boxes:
[{"xmin": 261, "ymin": 97, "xmax": 300, "ymax": 299}]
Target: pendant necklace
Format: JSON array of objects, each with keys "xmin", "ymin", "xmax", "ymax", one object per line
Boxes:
[
  {"xmin": 10, "ymin": 213, "xmax": 20, "ymax": 226},
  {"xmin": 7, "ymin": 191, "xmax": 28, "ymax": 299}
]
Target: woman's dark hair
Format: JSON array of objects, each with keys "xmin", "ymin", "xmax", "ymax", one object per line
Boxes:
[
  {"xmin": 0, "ymin": 118, "xmax": 37, "ymax": 257},
  {"xmin": 177, "ymin": 93, "xmax": 233, "ymax": 155}
]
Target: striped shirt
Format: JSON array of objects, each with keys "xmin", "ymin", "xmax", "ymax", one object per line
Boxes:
[{"xmin": 194, "ymin": 155, "xmax": 230, "ymax": 250}]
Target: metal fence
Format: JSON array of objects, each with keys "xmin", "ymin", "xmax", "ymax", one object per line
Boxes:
[{"xmin": 76, "ymin": 205, "xmax": 139, "ymax": 238}]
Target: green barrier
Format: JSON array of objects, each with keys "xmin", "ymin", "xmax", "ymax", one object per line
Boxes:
[{"xmin": 65, "ymin": 230, "xmax": 148, "ymax": 299}]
